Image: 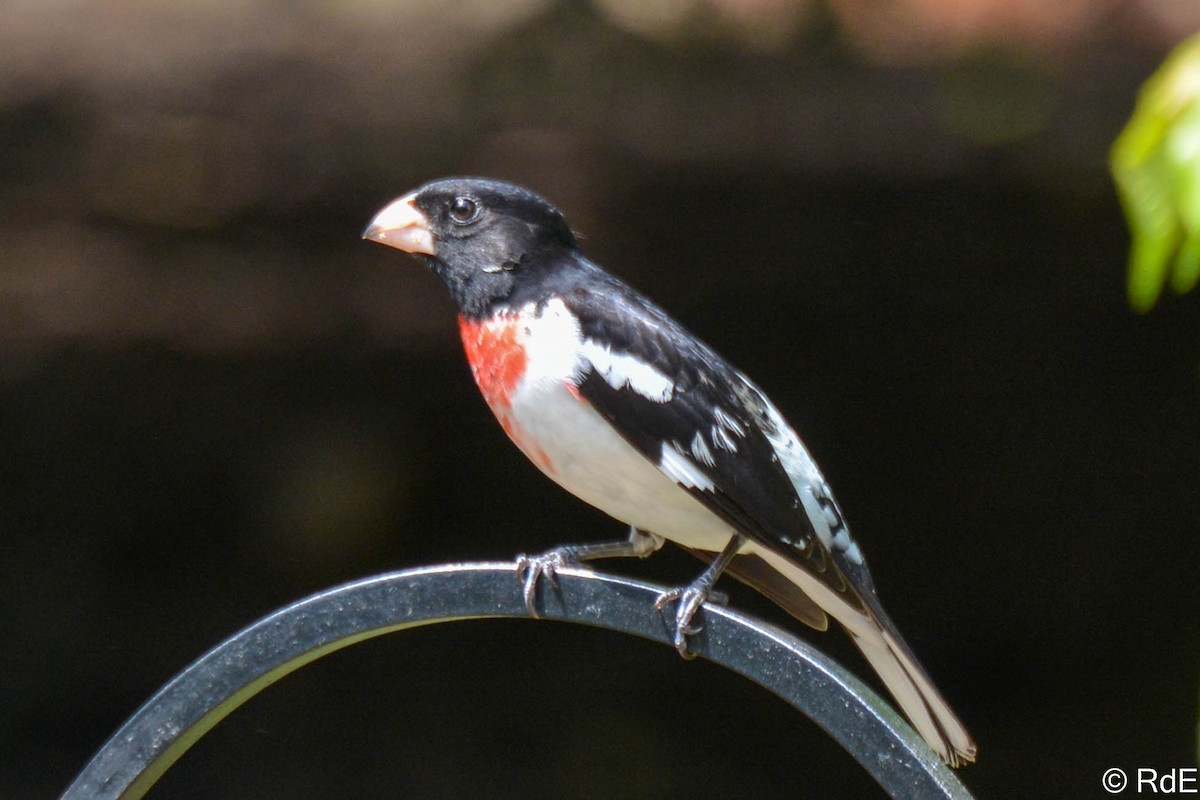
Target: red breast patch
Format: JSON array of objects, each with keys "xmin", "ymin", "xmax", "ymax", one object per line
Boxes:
[
  {"xmin": 458, "ymin": 313, "xmax": 556, "ymax": 475},
  {"xmin": 458, "ymin": 313, "xmax": 526, "ymax": 412}
]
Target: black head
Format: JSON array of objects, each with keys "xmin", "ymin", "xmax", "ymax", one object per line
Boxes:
[{"xmin": 363, "ymin": 177, "xmax": 579, "ymax": 318}]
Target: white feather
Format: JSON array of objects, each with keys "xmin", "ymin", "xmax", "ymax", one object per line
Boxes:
[
  {"xmin": 660, "ymin": 443, "xmax": 716, "ymax": 491},
  {"xmin": 578, "ymin": 338, "xmax": 675, "ymax": 402}
]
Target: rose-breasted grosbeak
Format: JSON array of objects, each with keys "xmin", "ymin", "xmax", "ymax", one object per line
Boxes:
[{"xmin": 363, "ymin": 177, "xmax": 975, "ymax": 767}]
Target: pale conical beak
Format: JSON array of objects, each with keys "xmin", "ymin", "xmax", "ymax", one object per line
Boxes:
[{"xmin": 362, "ymin": 193, "xmax": 436, "ymax": 255}]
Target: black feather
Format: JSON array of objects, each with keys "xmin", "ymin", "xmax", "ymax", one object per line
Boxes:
[{"xmin": 558, "ymin": 271, "xmax": 868, "ymax": 616}]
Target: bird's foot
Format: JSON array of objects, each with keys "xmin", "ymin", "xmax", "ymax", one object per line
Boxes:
[
  {"xmin": 515, "ymin": 547, "xmax": 580, "ymax": 618},
  {"xmin": 653, "ymin": 582, "xmax": 728, "ymax": 659}
]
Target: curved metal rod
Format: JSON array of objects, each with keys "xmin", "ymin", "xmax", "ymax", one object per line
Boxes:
[{"xmin": 62, "ymin": 562, "xmax": 974, "ymax": 800}]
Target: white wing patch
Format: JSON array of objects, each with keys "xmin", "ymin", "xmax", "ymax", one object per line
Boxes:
[
  {"xmin": 688, "ymin": 431, "xmax": 715, "ymax": 467},
  {"xmin": 710, "ymin": 405, "xmax": 745, "ymax": 453},
  {"xmin": 758, "ymin": 396, "xmax": 824, "ymax": 485},
  {"xmin": 737, "ymin": 372, "xmax": 865, "ymax": 566},
  {"xmin": 578, "ymin": 338, "xmax": 675, "ymax": 402},
  {"xmin": 659, "ymin": 443, "xmax": 715, "ymax": 491}
]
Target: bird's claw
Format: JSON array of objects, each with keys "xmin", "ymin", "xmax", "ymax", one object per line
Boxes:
[
  {"xmin": 654, "ymin": 584, "xmax": 726, "ymax": 659},
  {"xmin": 515, "ymin": 548, "xmax": 579, "ymax": 618}
]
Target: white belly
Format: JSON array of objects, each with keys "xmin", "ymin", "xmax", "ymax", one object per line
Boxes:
[{"xmin": 507, "ymin": 374, "xmax": 736, "ymax": 554}]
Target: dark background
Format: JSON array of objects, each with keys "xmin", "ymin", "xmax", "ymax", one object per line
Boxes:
[{"xmin": 3, "ymin": 1, "xmax": 1198, "ymax": 797}]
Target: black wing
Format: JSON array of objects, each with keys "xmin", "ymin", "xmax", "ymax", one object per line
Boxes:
[{"xmin": 559, "ymin": 271, "xmax": 869, "ymax": 622}]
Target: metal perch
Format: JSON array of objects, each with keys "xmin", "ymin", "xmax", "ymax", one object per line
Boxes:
[{"xmin": 61, "ymin": 562, "xmax": 975, "ymax": 800}]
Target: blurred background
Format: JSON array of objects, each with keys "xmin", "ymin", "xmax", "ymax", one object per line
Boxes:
[{"xmin": 2, "ymin": 0, "xmax": 1198, "ymax": 797}]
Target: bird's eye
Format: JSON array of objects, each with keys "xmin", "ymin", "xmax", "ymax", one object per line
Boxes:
[{"xmin": 448, "ymin": 196, "xmax": 479, "ymax": 224}]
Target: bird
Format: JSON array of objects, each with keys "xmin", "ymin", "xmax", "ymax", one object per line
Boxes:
[{"xmin": 362, "ymin": 176, "xmax": 976, "ymax": 767}]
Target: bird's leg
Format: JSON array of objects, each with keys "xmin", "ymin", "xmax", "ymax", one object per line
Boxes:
[
  {"xmin": 516, "ymin": 527, "xmax": 664, "ymax": 617},
  {"xmin": 654, "ymin": 534, "xmax": 745, "ymax": 659}
]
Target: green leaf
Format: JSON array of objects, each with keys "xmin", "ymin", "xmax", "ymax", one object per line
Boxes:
[{"xmin": 1111, "ymin": 32, "xmax": 1200, "ymax": 312}]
